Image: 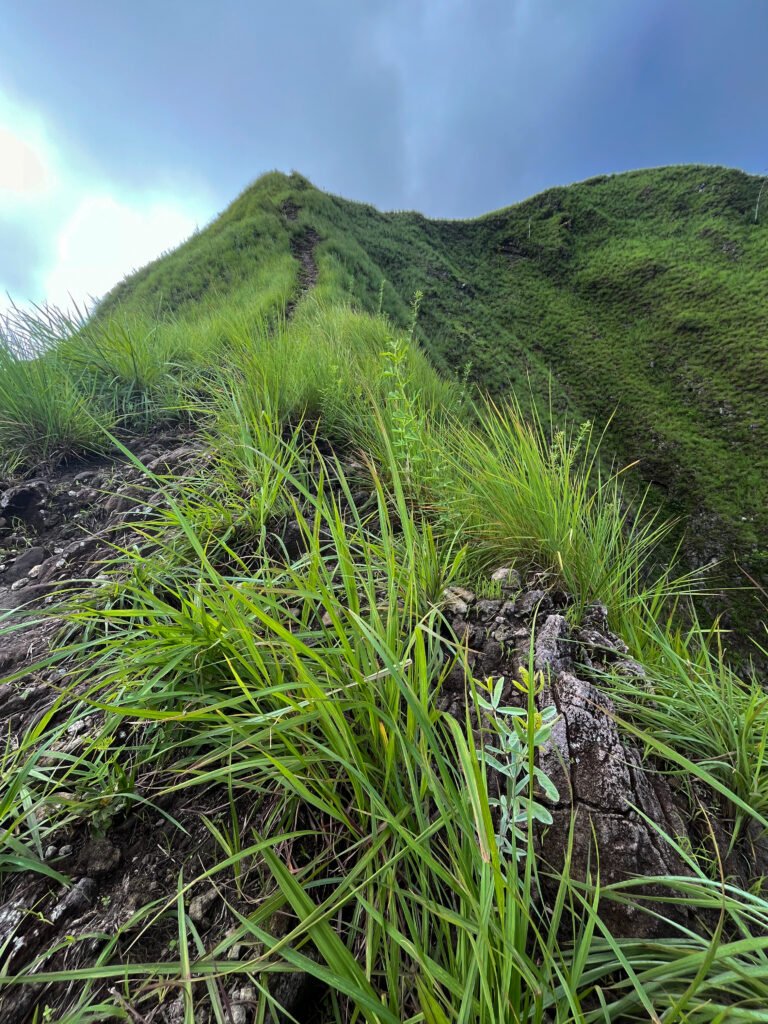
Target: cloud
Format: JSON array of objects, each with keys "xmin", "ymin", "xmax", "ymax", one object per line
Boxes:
[
  {"xmin": 0, "ymin": 221, "xmax": 48, "ymax": 297},
  {"xmin": 0, "ymin": 124, "xmax": 49, "ymax": 196},
  {"xmin": 1, "ymin": 2, "xmax": 408, "ymax": 210},
  {"xmin": 44, "ymin": 194, "xmax": 200, "ymax": 309},
  {"xmin": 0, "ymin": 91, "xmax": 214, "ymax": 315},
  {"xmin": 2, "ymin": 0, "xmax": 768, "ymax": 303}
]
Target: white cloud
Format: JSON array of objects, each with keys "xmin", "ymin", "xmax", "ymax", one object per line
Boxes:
[
  {"xmin": 0, "ymin": 91, "xmax": 214, "ymax": 316},
  {"xmin": 44, "ymin": 194, "xmax": 200, "ymax": 310},
  {"xmin": 0, "ymin": 124, "xmax": 50, "ymax": 196}
]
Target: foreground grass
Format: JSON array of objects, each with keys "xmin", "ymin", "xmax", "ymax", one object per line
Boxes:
[{"xmin": 1, "ymin": 299, "xmax": 767, "ymax": 1020}]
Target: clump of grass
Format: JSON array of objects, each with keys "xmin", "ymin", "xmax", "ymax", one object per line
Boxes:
[
  {"xmin": 2, "ymin": 284, "xmax": 767, "ymax": 1020},
  {"xmin": 439, "ymin": 396, "xmax": 699, "ymax": 633},
  {"xmin": 59, "ymin": 314, "xmax": 190, "ymax": 430},
  {"xmin": 603, "ymin": 614, "xmax": 768, "ymax": 839},
  {"xmin": 0, "ymin": 324, "xmax": 112, "ymax": 472},
  {"xmin": 5, "ymin": 432, "xmax": 768, "ymax": 1021},
  {"xmin": 207, "ymin": 295, "xmax": 460, "ymax": 464}
]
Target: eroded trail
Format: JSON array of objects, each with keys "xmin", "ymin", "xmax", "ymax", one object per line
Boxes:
[
  {"xmin": 286, "ymin": 227, "xmax": 320, "ymax": 317},
  {"xmin": 280, "ymin": 197, "xmax": 320, "ymax": 319}
]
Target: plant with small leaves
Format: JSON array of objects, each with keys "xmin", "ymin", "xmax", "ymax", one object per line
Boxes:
[
  {"xmin": 457, "ymin": 358, "xmax": 474, "ymax": 409},
  {"xmin": 476, "ymin": 668, "xmax": 559, "ymax": 862},
  {"xmin": 380, "ymin": 310, "xmax": 425, "ymax": 490}
]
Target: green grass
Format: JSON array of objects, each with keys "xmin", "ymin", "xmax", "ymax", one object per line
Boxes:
[
  {"xmin": 2, "ymin": 167, "xmax": 768, "ymax": 1019},
  {"xmin": 437, "ymin": 398, "xmax": 698, "ymax": 636},
  {"xmin": 0, "ymin": 317, "xmax": 113, "ymax": 471},
  {"xmin": 3, "ymin": 418, "xmax": 767, "ymax": 1020},
  {"xmin": 88, "ymin": 164, "xmax": 767, "ymax": 643},
  {"xmin": 602, "ymin": 615, "xmax": 768, "ymax": 839},
  {"xmin": 1, "ymin": 304, "xmax": 767, "ymax": 1019}
]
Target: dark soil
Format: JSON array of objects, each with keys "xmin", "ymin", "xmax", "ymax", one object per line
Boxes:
[
  {"xmin": 0, "ymin": 433, "xmax": 326, "ymax": 1023},
  {"xmin": 286, "ymin": 228, "xmax": 320, "ymax": 318}
]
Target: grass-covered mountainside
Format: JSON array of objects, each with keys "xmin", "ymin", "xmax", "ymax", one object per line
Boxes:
[
  {"xmin": 100, "ymin": 164, "xmax": 768, "ymax": 640},
  {"xmin": 0, "ymin": 166, "xmax": 767, "ymax": 1021}
]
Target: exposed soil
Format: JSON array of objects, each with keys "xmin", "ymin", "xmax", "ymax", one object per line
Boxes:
[
  {"xmin": 286, "ymin": 228, "xmax": 320, "ymax": 318},
  {"xmin": 0, "ymin": 431, "xmax": 203, "ymax": 616}
]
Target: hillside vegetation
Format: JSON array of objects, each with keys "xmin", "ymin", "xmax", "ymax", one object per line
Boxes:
[
  {"xmin": 0, "ymin": 166, "xmax": 767, "ymax": 1021},
  {"xmin": 98, "ymin": 164, "xmax": 768, "ymax": 642}
]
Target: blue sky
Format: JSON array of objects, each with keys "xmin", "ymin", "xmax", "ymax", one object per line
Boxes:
[{"xmin": 2, "ymin": 0, "xmax": 767, "ymax": 312}]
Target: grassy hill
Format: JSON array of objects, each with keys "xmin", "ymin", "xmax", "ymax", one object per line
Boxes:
[
  {"xmin": 99, "ymin": 164, "xmax": 768, "ymax": 641},
  {"xmin": 3, "ymin": 166, "xmax": 768, "ymax": 1020}
]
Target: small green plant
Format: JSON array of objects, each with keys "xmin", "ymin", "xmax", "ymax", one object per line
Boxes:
[
  {"xmin": 477, "ymin": 669, "xmax": 559, "ymax": 861},
  {"xmin": 380, "ymin": 324, "xmax": 425, "ymax": 489},
  {"xmin": 456, "ymin": 357, "xmax": 474, "ymax": 409}
]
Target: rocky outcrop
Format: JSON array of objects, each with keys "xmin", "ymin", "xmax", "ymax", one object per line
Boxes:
[
  {"xmin": 0, "ymin": 432, "xmax": 204, "ymax": 615},
  {"xmin": 441, "ymin": 581, "xmax": 692, "ymax": 938}
]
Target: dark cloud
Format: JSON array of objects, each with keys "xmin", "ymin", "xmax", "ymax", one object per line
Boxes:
[
  {"xmin": 2, "ymin": 0, "xmax": 768, "ymax": 221},
  {"xmin": 1, "ymin": 1, "xmax": 408, "ymax": 209},
  {"xmin": 376, "ymin": 0, "xmax": 768, "ymax": 215}
]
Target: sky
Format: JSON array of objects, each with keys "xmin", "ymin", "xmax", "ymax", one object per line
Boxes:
[{"xmin": 2, "ymin": 0, "xmax": 768, "ymax": 314}]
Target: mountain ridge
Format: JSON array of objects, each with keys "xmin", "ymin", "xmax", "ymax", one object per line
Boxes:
[{"xmin": 98, "ymin": 163, "xmax": 768, "ymax": 643}]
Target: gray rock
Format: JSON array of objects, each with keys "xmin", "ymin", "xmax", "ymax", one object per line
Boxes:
[
  {"xmin": 441, "ymin": 585, "xmax": 694, "ymax": 940},
  {"xmin": 104, "ymin": 490, "xmax": 135, "ymax": 514},
  {"xmin": 36, "ymin": 554, "xmax": 68, "ymax": 583},
  {"xmin": 577, "ymin": 625, "xmax": 629, "ymax": 657},
  {"xmin": 515, "ymin": 589, "xmax": 552, "ymax": 617},
  {"xmin": 0, "ymin": 581, "xmax": 54, "ymax": 610},
  {"xmin": 229, "ymin": 983, "xmax": 258, "ymax": 1024},
  {"xmin": 188, "ymin": 887, "xmax": 218, "ymax": 924},
  {"xmin": 536, "ymin": 671, "xmax": 690, "ymax": 937},
  {"xmin": 0, "ymin": 481, "xmax": 50, "ymax": 531},
  {"xmin": 49, "ymin": 877, "xmax": 96, "ymax": 924},
  {"xmin": 612, "ymin": 658, "xmax": 648, "ymax": 678},
  {"xmin": 491, "ymin": 565, "xmax": 522, "ymax": 591},
  {"xmin": 535, "ymin": 615, "xmax": 570, "ymax": 676},
  {"xmin": 76, "ymin": 839, "xmax": 121, "ymax": 877},
  {"xmin": 442, "ymin": 586, "xmax": 475, "ymax": 616},
  {"xmin": 472, "ymin": 598, "xmax": 503, "ymax": 623},
  {"xmin": 161, "ymin": 996, "xmax": 186, "ymax": 1023},
  {"xmin": 5, "ymin": 545, "xmax": 47, "ymax": 583},
  {"xmin": 73, "ymin": 470, "xmax": 98, "ymax": 484}
]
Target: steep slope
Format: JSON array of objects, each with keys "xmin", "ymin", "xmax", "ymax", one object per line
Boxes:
[{"xmin": 99, "ymin": 165, "xmax": 768, "ymax": 638}]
